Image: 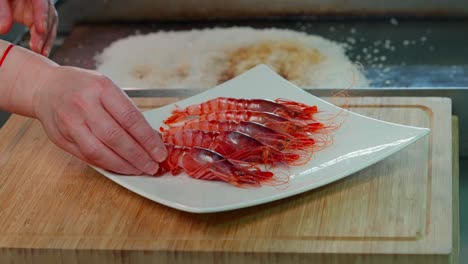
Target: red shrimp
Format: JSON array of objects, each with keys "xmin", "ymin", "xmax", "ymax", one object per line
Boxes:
[
  {"xmin": 161, "ymin": 120, "xmax": 317, "ymax": 151},
  {"xmin": 157, "ymin": 145, "xmax": 274, "ymax": 187},
  {"xmin": 163, "ymin": 97, "xmax": 318, "ymax": 124},
  {"xmin": 163, "ymin": 130, "xmax": 307, "ymax": 165},
  {"xmin": 179, "ymin": 110, "xmax": 325, "ymax": 137}
]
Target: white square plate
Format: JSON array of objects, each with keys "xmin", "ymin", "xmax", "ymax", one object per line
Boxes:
[{"xmin": 92, "ymin": 65, "xmax": 430, "ymax": 213}]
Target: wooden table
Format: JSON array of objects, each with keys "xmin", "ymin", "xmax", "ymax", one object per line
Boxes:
[{"xmin": 0, "ymin": 97, "xmax": 457, "ymax": 263}]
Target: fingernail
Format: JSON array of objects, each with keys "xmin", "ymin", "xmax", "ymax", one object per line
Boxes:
[
  {"xmin": 152, "ymin": 147, "xmax": 167, "ymax": 162},
  {"xmin": 38, "ymin": 38, "xmax": 44, "ymax": 51},
  {"xmin": 144, "ymin": 161, "xmax": 159, "ymax": 175}
]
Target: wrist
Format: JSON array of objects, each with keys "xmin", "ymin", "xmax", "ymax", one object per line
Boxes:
[
  {"xmin": 0, "ymin": 44, "xmax": 14, "ymax": 67},
  {"xmin": 32, "ymin": 64, "xmax": 61, "ymax": 119},
  {"xmin": 0, "ymin": 41, "xmax": 59, "ymax": 118}
]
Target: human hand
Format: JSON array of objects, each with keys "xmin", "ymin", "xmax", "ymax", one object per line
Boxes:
[
  {"xmin": 33, "ymin": 66, "xmax": 167, "ymax": 175},
  {"xmin": 0, "ymin": 0, "xmax": 58, "ymax": 56}
]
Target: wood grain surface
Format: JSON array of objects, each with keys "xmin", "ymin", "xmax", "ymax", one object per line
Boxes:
[{"xmin": 0, "ymin": 97, "xmax": 455, "ymax": 263}]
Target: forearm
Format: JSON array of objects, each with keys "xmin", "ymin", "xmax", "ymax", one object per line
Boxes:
[{"xmin": 0, "ymin": 39, "xmax": 58, "ymax": 117}]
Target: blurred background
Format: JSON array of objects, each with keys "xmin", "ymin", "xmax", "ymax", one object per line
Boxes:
[{"xmin": 4, "ymin": 0, "xmax": 468, "ymax": 88}]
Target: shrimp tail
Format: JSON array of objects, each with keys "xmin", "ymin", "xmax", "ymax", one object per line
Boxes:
[{"xmin": 164, "ymin": 106, "xmax": 189, "ymax": 124}]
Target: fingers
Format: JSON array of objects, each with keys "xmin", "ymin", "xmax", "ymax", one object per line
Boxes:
[
  {"xmin": 41, "ymin": 4, "xmax": 57, "ymax": 56},
  {"xmin": 1, "ymin": 0, "xmax": 58, "ymax": 55},
  {"xmin": 30, "ymin": 0, "xmax": 57, "ymax": 56},
  {"xmin": 68, "ymin": 123, "xmax": 144, "ymax": 175},
  {"xmin": 29, "ymin": 25, "xmax": 43, "ymax": 54},
  {"xmin": 42, "ymin": 117, "xmax": 142, "ymax": 175},
  {"xmin": 0, "ymin": 0, "xmax": 13, "ymax": 34},
  {"xmin": 83, "ymin": 100, "xmax": 161, "ymax": 175},
  {"xmin": 32, "ymin": 0, "xmax": 48, "ymax": 34},
  {"xmin": 101, "ymin": 86, "xmax": 168, "ymax": 163}
]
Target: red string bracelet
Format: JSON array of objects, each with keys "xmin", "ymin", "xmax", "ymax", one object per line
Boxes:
[{"xmin": 0, "ymin": 44, "xmax": 14, "ymax": 68}]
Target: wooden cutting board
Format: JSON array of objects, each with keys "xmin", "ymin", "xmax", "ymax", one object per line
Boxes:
[{"xmin": 0, "ymin": 97, "xmax": 455, "ymax": 264}]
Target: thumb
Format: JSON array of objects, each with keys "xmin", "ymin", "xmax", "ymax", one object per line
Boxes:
[{"xmin": 0, "ymin": 0, "xmax": 13, "ymax": 34}]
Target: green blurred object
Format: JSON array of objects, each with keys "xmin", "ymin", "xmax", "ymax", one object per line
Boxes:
[{"xmin": 0, "ymin": 23, "xmax": 27, "ymax": 44}]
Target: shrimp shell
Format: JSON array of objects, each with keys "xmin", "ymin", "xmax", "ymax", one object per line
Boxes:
[
  {"xmin": 157, "ymin": 145, "xmax": 274, "ymax": 187},
  {"xmin": 162, "ymin": 130, "xmax": 306, "ymax": 166},
  {"xmin": 181, "ymin": 110, "xmax": 325, "ymax": 137},
  {"xmin": 163, "ymin": 97, "xmax": 318, "ymax": 124},
  {"xmin": 161, "ymin": 120, "xmax": 317, "ymax": 151}
]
